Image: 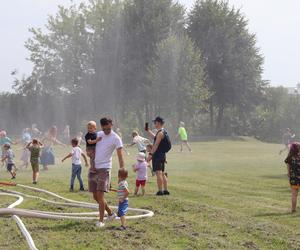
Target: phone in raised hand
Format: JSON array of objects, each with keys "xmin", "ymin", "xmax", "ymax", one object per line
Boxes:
[{"xmin": 145, "ymin": 122, "xmax": 149, "ymax": 131}]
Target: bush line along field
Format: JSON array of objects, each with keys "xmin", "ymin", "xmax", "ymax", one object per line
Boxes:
[{"xmin": 0, "ymin": 138, "xmax": 298, "ymax": 250}]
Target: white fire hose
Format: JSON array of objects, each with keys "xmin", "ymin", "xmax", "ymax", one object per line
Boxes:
[{"xmin": 0, "ymin": 184, "xmax": 154, "ymax": 250}]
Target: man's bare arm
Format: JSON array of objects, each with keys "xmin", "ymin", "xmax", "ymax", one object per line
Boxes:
[
  {"xmin": 151, "ymin": 132, "xmax": 163, "ymax": 155},
  {"xmin": 147, "ymin": 130, "xmax": 156, "ymax": 139},
  {"xmin": 117, "ymin": 148, "xmax": 125, "ymax": 168}
]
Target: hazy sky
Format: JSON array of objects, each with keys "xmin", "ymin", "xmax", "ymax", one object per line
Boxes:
[{"xmin": 0, "ymin": 0, "xmax": 299, "ymax": 91}]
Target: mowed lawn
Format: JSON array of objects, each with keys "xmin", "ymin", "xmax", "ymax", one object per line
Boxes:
[{"xmin": 0, "ymin": 138, "xmax": 299, "ymax": 250}]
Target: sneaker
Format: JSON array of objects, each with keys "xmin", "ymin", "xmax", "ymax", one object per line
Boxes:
[
  {"xmin": 32, "ymin": 181, "xmax": 37, "ymax": 185},
  {"xmin": 95, "ymin": 221, "xmax": 105, "ymax": 228},
  {"xmin": 106, "ymin": 212, "xmax": 117, "ymax": 222},
  {"xmin": 117, "ymin": 225, "xmax": 127, "ymax": 231},
  {"xmin": 69, "ymin": 188, "xmax": 74, "ymax": 192},
  {"xmin": 79, "ymin": 187, "xmax": 85, "ymax": 191},
  {"xmin": 156, "ymin": 191, "xmax": 164, "ymax": 196},
  {"xmin": 163, "ymin": 190, "xmax": 170, "ymax": 195}
]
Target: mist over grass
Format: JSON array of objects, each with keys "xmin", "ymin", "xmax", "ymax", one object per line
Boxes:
[{"xmin": 0, "ymin": 138, "xmax": 298, "ymax": 249}]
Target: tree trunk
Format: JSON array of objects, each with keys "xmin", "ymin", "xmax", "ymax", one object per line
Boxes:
[
  {"xmin": 209, "ymin": 99, "xmax": 214, "ymax": 135},
  {"xmin": 215, "ymin": 104, "xmax": 224, "ymax": 136},
  {"xmin": 136, "ymin": 108, "xmax": 145, "ymax": 132}
]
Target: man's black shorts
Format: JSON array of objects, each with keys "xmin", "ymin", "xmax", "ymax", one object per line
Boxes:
[{"xmin": 152, "ymin": 157, "xmax": 165, "ymax": 172}]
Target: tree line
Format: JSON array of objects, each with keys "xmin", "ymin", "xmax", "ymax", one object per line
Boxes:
[{"xmin": 0, "ymin": 0, "xmax": 294, "ymax": 142}]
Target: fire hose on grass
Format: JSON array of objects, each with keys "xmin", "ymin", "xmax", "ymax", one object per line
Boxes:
[{"xmin": 0, "ymin": 182, "xmax": 154, "ymax": 250}]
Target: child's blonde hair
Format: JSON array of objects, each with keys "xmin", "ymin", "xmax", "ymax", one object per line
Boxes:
[
  {"xmin": 87, "ymin": 121, "xmax": 97, "ymax": 129},
  {"xmin": 132, "ymin": 130, "xmax": 139, "ymax": 137}
]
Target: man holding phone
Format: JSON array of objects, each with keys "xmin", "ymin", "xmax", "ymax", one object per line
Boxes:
[{"xmin": 146, "ymin": 116, "xmax": 170, "ymax": 196}]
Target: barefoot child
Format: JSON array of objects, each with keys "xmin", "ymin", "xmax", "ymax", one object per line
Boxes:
[
  {"xmin": 111, "ymin": 168, "xmax": 129, "ymax": 230},
  {"xmin": 62, "ymin": 138, "xmax": 89, "ymax": 191},
  {"xmin": 85, "ymin": 121, "xmax": 98, "ymax": 173},
  {"xmin": 26, "ymin": 139, "xmax": 43, "ymax": 184},
  {"xmin": 132, "ymin": 152, "xmax": 149, "ymax": 196},
  {"xmin": 1, "ymin": 144, "xmax": 16, "ymax": 179}
]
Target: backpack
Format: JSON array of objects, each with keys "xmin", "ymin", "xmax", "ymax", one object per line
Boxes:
[{"xmin": 158, "ymin": 129, "xmax": 172, "ymax": 153}]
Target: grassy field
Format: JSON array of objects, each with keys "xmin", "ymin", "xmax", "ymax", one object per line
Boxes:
[{"xmin": 0, "ymin": 138, "xmax": 299, "ymax": 250}]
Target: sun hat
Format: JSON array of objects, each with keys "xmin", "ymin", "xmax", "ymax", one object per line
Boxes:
[{"xmin": 137, "ymin": 152, "xmax": 146, "ymax": 162}]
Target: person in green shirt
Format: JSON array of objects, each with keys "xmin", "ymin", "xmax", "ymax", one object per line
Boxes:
[{"xmin": 177, "ymin": 122, "xmax": 192, "ymax": 152}]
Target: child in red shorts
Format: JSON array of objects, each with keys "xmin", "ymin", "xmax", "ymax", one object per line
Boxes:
[{"xmin": 132, "ymin": 152, "xmax": 150, "ymax": 196}]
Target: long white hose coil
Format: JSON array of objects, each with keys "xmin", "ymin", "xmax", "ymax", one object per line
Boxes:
[{"xmin": 0, "ymin": 184, "xmax": 154, "ymax": 250}]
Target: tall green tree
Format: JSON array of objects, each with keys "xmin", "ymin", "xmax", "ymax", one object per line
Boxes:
[
  {"xmin": 14, "ymin": 4, "xmax": 92, "ymax": 95},
  {"xmin": 188, "ymin": 0, "xmax": 265, "ymax": 135},
  {"xmin": 121, "ymin": 0, "xmax": 185, "ymax": 126},
  {"xmin": 148, "ymin": 34, "xmax": 210, "ymax": 132}
]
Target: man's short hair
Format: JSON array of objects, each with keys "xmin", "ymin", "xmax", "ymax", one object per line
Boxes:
[
  {"xmin": 71, "ymin": 138, "xmax": 79, "ymax": 146},
  {"xmin": 100, "ymin": 117, "xmax": 113, "ymax": 126},
  {"xmin": 153, "ymin": 116, "xmax": 165, "ymax": 125}
]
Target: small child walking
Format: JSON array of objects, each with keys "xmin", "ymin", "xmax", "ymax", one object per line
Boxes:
[
  {"xmin": 132, "ymin": 152, "xmax": 149, "ymax": 196},
  {"xmin": 26, "ymin": 139, "xmax": 43, "ymax": 184},
  {"xmin": 111, "ymin": 168, "xmax": 130, "ymax": 230},
  {"xmin": 62, "ymin": 138, "xmax": 88, "ymax": 192},
  {"xmin": 1, "ymin": 144, "xmax": 16, "ymax": 179}
]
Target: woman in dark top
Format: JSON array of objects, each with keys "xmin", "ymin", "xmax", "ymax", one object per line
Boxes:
[{"xmin": 285, "ymin": 142, "xmax": 300, "ymax": 212}]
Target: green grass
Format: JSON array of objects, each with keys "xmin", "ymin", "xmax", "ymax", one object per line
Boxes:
[{"xmin": 0, "ymin": 138, "xmax": 299, "ymax": 249}]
